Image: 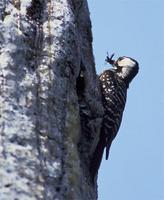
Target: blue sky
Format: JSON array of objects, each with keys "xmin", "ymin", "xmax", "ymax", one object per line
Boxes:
[{"xmin": 88, "ymin": 1, "xmax": 164, "ymax": 200}]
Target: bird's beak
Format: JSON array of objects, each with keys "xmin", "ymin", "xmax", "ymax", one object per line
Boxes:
[{"xmin": 112, "ymin": 63, "xmax": 117, "ymax": 69}]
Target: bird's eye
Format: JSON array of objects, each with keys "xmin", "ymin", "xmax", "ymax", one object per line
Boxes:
[{"xmin": 118, "ymin": 57, "xmax": 124, "ymax": 61}]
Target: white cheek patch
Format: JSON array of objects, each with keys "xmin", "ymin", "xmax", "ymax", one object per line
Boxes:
[{"xmin": 118, "ymin": 58, "xmax": 135, "ymax": 67}]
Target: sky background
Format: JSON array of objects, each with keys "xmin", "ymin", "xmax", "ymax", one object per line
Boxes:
[{"xmin": 88, "ymin": 1, "xmax": 164, "ymax": 200}]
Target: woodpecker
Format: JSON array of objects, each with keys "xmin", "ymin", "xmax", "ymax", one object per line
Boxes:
[{"xmin": 90, "ymin": 53, "xmax": 139, "ymax": 179}]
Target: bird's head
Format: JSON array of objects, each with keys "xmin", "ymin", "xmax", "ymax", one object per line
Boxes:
[{"xmin": 106, "ymin": 53, "xmax": 139, "ymax": 86}]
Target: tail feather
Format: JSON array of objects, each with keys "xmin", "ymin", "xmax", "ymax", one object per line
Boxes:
[
  {"xmin": 90, "ymin": 132, "xmax": 106, "ymax": 180},
  {"xmin": 90, "ymin": 130, "xmax": 114, "ymax": 180},
  {"xmin": 105, "ymin": 141, "xmax": 112, "ymax": 160}
]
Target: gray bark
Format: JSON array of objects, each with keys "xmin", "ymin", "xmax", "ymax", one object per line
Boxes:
[{"xmin": 0, "ymin": 0, "xmax": 103, "ymax": 199}]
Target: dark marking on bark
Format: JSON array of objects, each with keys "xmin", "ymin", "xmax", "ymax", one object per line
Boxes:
[
  {"xmin": 4, "ymin": 183, "xmax": 12, "ymax": 187},
  {"xmin": 76, "ymin": 71, "xmax": 85, "ymax": 98},
  {"xmin": 13, "ymin": 0, "xmax": 21, "ymax": 10},
  {"xmin": 26, "ymin": 0, "xmax": 44, "ymax": 23}
]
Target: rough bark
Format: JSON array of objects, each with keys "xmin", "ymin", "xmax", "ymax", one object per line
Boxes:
[{"xmin": 0, "ymin": 0, "xmax": 103, "ymax": 199}]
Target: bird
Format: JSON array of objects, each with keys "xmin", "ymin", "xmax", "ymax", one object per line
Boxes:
[{"xmin": 90, "ymin": 53, "xmax": 139, "ymax": 179}]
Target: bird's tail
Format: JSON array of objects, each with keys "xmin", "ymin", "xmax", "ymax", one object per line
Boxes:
[
  {"xmin": 105, "ymin": 141, "xmax": 112, "ymax": 160},
  {"xmin": 90, "ymin": 132, "xmax": 106, "ymax": 181}
]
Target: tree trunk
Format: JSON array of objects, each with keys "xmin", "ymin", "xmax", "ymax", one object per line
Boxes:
[{"xmin": 0, "ymin": 0, "xmax": 103, "ymax": 199}]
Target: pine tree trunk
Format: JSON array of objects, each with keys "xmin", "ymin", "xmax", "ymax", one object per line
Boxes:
[{"xmin": 0, "ymin": 0, "xmax": 103, "ymax": 199}]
